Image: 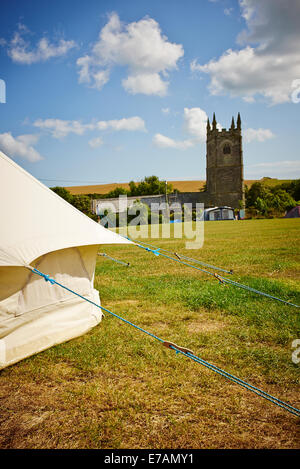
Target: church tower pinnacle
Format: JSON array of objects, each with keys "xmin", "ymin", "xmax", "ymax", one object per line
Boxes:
[
  {"xmin": 212, "ymin": 112, "xmax": 217, "ymax": 131},
  {"xmin": 237, "ymin": 112, "xmax": 241, "ymax": 131},
  {"xmin": 207, "ymin": 118, "xmax": 211, "ymax": 133}
]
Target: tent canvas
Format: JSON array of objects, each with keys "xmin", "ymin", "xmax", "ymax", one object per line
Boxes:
[
  {"xmin": 284, "ymin": 206, "xmax": 300, "ymax": 218},
  {"xmin": 0, "ymin": 151, "xmax": 132, "ymax": 369},
  {"xmin": 203, "ymin": 206, "xmax": 235, "ymax": 221}
]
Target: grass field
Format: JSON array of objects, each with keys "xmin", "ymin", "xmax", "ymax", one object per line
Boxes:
[
  {"xmin": 0, "ymin": 218, "xmax": 299, "ymax": 449},
  {"xmin": 65, "ymin": 177, "xmax": 291, "ymax": 195}
]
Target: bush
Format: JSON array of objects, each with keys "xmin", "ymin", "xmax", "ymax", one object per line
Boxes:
[
  {"xmin": 51, "ymin": 187, "xmax": 97, "ymax": 220},
  {"xmin": 246, "ymin": 181, "xmax": 297, "ymax": 217},
  {"xmin": 129, "ymin": 176, "xmax": 173, "ymax": 196}
]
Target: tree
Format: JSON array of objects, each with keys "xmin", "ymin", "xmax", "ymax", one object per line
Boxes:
[
  {"xmin": 129, "ymin": 180, "xmax": 139, "ymax": 196},
  {"xmin": 127, "ymin": 201, "xmax": 150, "ymax": 225},
  {"xmin": 266, "ymin": 190, "xmax": 296, "ymax": 213},
  {"xmin": 128, "ymin": 176, "xmax": 173, "ymax": 196},
  {"xmin": 272, "ymin": 180, "xmax": 300, "ymax": 202},
  {"xmin": 105, "ymin": 187, "xmax": 129, "ymax": 198},
  {"xmin": 246, "ymin": 181, "xmax": 297, "ymax": 216},
  {"xmin": 255, "ymin": 197, "xmax": 268, "ymax": 215},
  {"xmin": 51, "ymin": 186, "xmax": 74, "ymax": 204},
  {"xmin": 72, "ymin": 195, "xmax": 91, "ymax": 215},
  {"xmin": 50, "ymin": 187, "xmax": 97, "ymax": 220},
  {"xmin": 246, "ymin": 182, "xmax": 270, "ymax": 208}
]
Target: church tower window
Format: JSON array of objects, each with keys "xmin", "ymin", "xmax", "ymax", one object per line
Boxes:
[{"xmin": 223, "ymin": 143, "xmax": 231, "ymax": 154}]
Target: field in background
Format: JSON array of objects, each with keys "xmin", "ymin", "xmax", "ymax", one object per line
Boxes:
[
  {"xmin": 0, "ymin": 218, "xmax": 299, "ymax": 449},
  {"xmin": 65, "ymin": 178, "xmax": 292, "ymax": 195},
  {"xmin": 65, "ymin": 179, "xmax": 206, "ymax": 195}
]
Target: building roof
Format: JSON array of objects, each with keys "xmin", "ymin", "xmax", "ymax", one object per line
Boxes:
[{"xmin": 204, "ymin": 206, "xmax": 234, "ymax": 213}]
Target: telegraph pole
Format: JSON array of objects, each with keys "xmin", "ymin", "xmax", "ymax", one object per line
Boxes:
[{"xmin": 165, "ymin": 180, "xmax": 168, "ymax": 204}]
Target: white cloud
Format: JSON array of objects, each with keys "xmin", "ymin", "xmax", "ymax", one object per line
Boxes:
[
  {"xmin": 88, "ymin": 137, "xmax": 104, "ymax": 148},
  {"xmin": 0, "ymin": 132, "xmax": 42, "ymax": 162},
  {"xmin": 33, "ymin": 119, "xmax": 92, "ymax": 139},
  {"xmin": 190, "ymin": 59, "xmax": 200, "ymax": 74},
  {"xmin": 76, "ymin": 55, "xmax": 92, "ymax": 83},
  {"xmin": 77, "ymin": 56, "xmax": 110, "ymax": 90},
  {"xmin": 246, "ymin": 160, "xmax": 300, "ymax": 177},
  {"xmin": 183, "ymin": 107, "xmax": 222, "ymax": 141},
  {"xmin": 153, "ymin": 107, "xmax": 223, "ymax": 151},
  {"xmin": 96, "ymin": 116, "xmax": 146, "ymax": 132},
  {"xmin": 7, "ymin": 24, "xmax": 76, "ymax": 64},
  {"xmin": 243, "ymin": 96, "xmax": 255, "ymax": 103},
  {"xmin": 224, "ymin": 8, "xmax": 233, "ymax": 16},
  {"xmin": 153, "ymin": 133, "xmax": 193, "ymax": 150},
  {"xmin": 92, "ymin": 69, "xmax": 110, "ymax": 90},
  {"xmin": 76, "ymin": 12, "xmax": 184, "ymax": 95},
  {"xmin": 183, "ymin": 107, "xmax": 208, "ymax": 142},
  {"xmin": 161, "ymin": 107, "xmax": 170, "ymax": 114},
  {"xmin": 249, "ymin": 160, "xmax": 300, "ymax": 169},
  {"xmin": 191, "ymin": 0, "xmax": 300, "ymax": 104},
  {"xmin": 122, "ymin": 72, "xmax": 168, "ymax": 96},
  {"xmin": 244, "ymin": 128, "xmax": 275, "ymax": 143},
  {"xmin": 33, "ymin": 116, "xmax": 146, "ymax": 138}
]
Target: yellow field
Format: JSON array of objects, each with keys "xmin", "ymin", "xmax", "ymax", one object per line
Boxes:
[{"xmin": 65, "ymin": 178, "xmax": 291, "ymax": 195}]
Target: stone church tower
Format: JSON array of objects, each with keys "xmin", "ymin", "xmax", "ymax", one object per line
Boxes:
[{"xmin": 204, "ymin": 113, "xmax": 244, "ymax": 208}]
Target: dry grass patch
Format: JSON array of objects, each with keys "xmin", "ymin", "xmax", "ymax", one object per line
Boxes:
[{"xmin": 187, "ymin": 319, "xmax": 226, "ymax": 334}]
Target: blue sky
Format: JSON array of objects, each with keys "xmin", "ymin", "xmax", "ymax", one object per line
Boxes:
[{"xmin": 0, "ymin": 0, "xmax": 299, "ymax": 187}]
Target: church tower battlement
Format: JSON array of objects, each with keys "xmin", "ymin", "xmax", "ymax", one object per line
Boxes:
[{"xmin": 205, "ymin": 113, "xmax": 244, "ymax": 208}]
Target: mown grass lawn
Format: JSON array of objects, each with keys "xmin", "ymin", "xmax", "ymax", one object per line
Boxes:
[{"xmin": 0, "ymin": 218, "xmax": 299, "ymax": 449}]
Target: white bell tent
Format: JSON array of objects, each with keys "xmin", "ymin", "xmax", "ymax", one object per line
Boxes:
[{"xmin": 0, "ymin": 151, "xmax": 132, "ymax": 369}]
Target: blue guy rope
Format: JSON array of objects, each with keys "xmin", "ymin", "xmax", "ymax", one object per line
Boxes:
[
  {"xmin": 131, "ymin": 238, "xmax": 299, "ymax": 308},
  {"xmin": 132, "ymin": 239, "xmax": 233, "ymax": 275},
  {"xmin": 29, "ymin": 266, "xmax": 300, "ymax": 417},
  {"xmin": 98, "ymin": 252, "xmax": 130, "ymax": 267}
]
